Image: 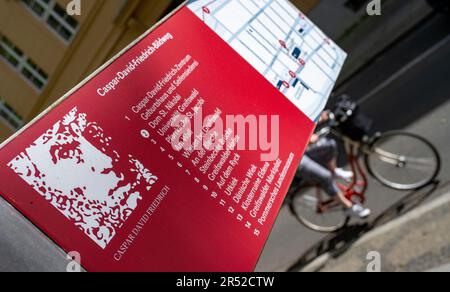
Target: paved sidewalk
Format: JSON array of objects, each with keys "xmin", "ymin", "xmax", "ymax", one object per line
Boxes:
[
  {"xmin": 428, "ymin": 263, "xmax": 450, "ymax": 272},
  {"xmin": 318, "ymin": 190, "xmax": 450, "ymax": 272},
  {"xmin": 0, "ymin": 199, "xmax": 68, "ymax": 272}
]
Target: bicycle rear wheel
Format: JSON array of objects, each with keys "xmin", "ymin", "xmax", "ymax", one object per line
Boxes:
[
  {"xmin": 365, "ymin": 131, "xmax": 441, "ymax": 190},
  {"xmin": 289, "ymin": 186, "xmax": 349, "ymax": 233}
]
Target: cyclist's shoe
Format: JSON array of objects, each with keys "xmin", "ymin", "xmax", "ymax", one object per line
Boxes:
[
  {"xmin": 335, "ymin": 168, "xmax": 354, "ymax": 183},
  {"xmin": 346, "ymin": 204, "xmax": 371, "ymax": 219}
]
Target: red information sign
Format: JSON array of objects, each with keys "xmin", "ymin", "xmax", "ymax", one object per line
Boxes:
[{"xmin": 0, "ymin": 6, "xmax": 320, "ymax": 271}]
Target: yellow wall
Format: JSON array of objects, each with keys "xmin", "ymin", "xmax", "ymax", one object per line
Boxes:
[
  {"xmin": 0, "ymin": 0, "xmax": 172, "ymax": 142},
  {"xmin": 0, "ymin": 0, "xmax": 65, "ymax": 74},
  {"xmin": 34, "ymin": 0, "xmax": 174, "ymax": 114},
  {"xmin": 0, "ymin": 0, "xmax": 99, "ymax": 134}
]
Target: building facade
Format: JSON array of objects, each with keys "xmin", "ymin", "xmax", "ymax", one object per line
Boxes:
[{"xmin": 0, "ymin": 0, "xmax": 319, "ymax": 142}]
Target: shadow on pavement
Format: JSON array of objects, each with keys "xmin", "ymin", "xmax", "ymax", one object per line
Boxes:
[{"xmin": 287, "ymin": 181, "xmax": 441, "ymax": 272}]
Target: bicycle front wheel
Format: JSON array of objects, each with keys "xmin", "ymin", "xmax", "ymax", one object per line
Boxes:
[
  {"xmin": 365, "ymin": 131, "xmax": 441, "ymax": 190},
  {"xmin": 289, "ymin": 187, "xmax": 349, "ymax": 233}
]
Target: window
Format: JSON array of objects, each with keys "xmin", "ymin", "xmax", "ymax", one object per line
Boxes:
[
  {"xmin": 21, "ymin": 0, "xmax": 79, "ymax": 42},
  {"xmin": 0, "ymin": 36, "xmax": 49, "ymax": 90},
  {"xmin": 0, "ymin": 37, "xmax": 24, "ymax": 68},
  {"xmin": 0, "ymin": 98, "xmax": 24, "ymax": 130}
]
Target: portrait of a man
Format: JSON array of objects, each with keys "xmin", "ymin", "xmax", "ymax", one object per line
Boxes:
[{"xmin": 8, "ymin": 108, "xmax": 158, "ymax": 249}]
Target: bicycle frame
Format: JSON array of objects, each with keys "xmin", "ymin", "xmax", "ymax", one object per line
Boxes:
[
  {"xmin": 340, "ymin": 141, "xmax": 368, "ymax": 205},
  {"xmin": 311, "ymin": 128, "xmax": 371, "ymax": 211}
]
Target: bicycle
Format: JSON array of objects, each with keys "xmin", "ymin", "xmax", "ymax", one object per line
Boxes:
[{"xmin": 288, "ymin": 95, "xmax": 441, "ymax": 233}]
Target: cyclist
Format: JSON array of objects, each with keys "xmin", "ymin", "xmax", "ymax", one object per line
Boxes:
[{"xmin": 296, "ymin": 112, "xmax": 371, "ymax": 219}]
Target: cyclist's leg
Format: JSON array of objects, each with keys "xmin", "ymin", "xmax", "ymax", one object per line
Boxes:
[
  {"xmin": 298, "ymin": 156, "xmax": 353, "ymax": 208},
  {"xmin": 307, "ymin": 138, "xmax": 354, "ymax": 181},
  {"xmin": 305, "ymin": 138, "xmax": 338, "ymax": 169}
]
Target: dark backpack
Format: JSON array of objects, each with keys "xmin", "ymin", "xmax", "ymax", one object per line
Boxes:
[{"xmin": 333, "ymin": 95, "xmax": 373, "ymax": 141}]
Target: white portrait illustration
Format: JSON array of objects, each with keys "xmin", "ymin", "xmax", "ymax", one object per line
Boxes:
[{"xmin": 8, "ymin": 108, "xmax": 158, "ymax": 249}]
